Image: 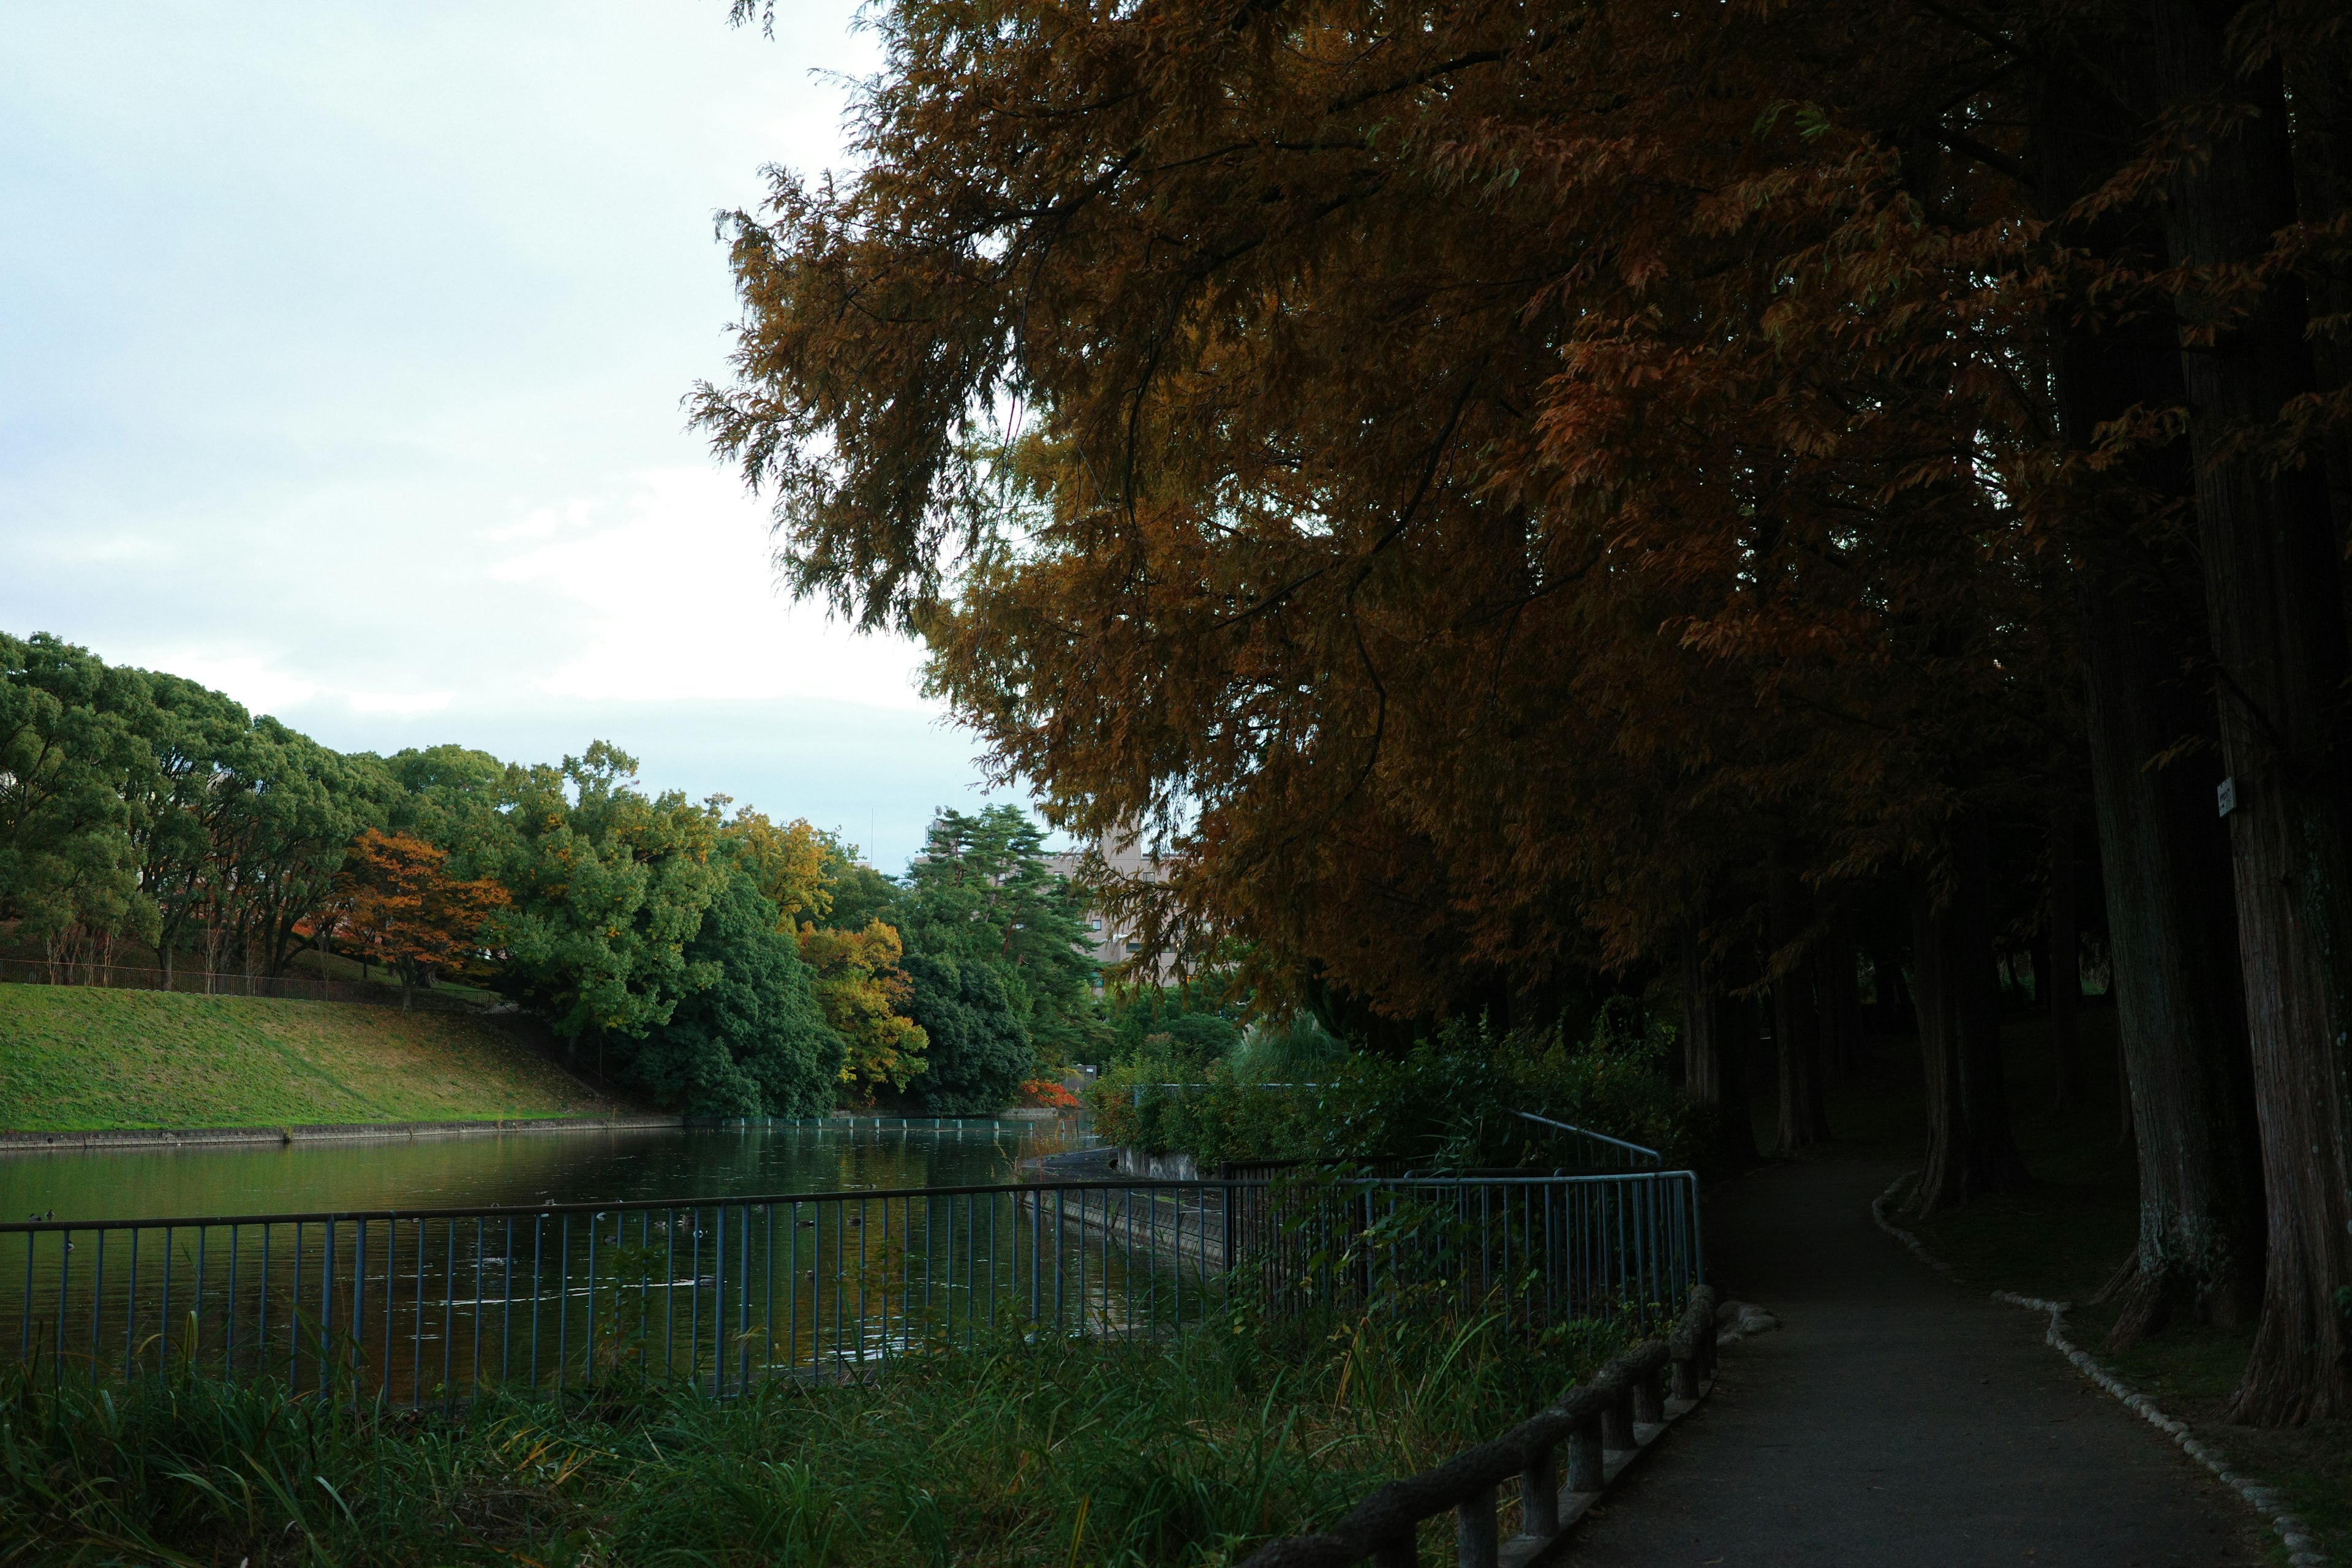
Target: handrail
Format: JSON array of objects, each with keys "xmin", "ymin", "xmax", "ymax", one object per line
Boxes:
[
  {"xmin": 1513, "ymin": 1110, "xmax": 1662, "ymax": 1166},
  {"xmin": 1240, "ymin": 1284, "xmax": 1720, "ymax": 1568},
  {"xmin": 0, "ymin": 1168, "xmax": 1698, "ymax": 1235}
]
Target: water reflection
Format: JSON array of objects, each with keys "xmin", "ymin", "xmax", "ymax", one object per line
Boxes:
[{"xmin": 0, "ymin": 1120, "xmax": 1084, "ymax": 1224}]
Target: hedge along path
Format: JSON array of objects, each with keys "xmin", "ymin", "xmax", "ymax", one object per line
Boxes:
[{"xmin": 1561, "ymin": 1158, "xmax": 2266, "ymax": 1566}]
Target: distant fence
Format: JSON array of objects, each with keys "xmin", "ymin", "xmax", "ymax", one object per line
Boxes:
[
  {"xmin": 1, "ymin": 1169, "xmax": 1703, "ymax": 1409},
  {"xmin": 0, "ymin": 957, "xmax": 490, "ymax": 1012}
]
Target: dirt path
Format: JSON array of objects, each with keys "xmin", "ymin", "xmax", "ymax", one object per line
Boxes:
[{"xmin": 1566, "ymin": 1159, "xmax": 2262, "ymax": 1566}]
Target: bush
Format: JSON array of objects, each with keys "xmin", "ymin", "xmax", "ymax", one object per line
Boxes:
[
  {"xmin": 1087, "ymin": 1005, "xmax": 1713, "ymax": 1172},
  {"xmin": 1, "ymin": 1302, "xmax": 1638, "ymax": 1567}
]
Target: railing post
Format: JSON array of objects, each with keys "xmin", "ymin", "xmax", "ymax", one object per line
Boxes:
[
  {"xmin": 1376, "ymin": 1531, "xmax": 1419, "ymax": 1568},
  {"xmin": 1565, "ymin": 1414, "xmax": 1604, "ymax": 1491},
  {"xmin": 1672, "ymin": 1344, "xmax": 1701, "ymax": 1401},
  {"xmin": 1632, "ymin": 1362, "xmax": 1664, "ymax": 1425},
  {"xmin": 1457, "ymin": 1483, "xmax": 1498, "ymax": 1568},
  {"xmin": 1601, "ymin": 1384, "xmax": 1635, "ymax": 1452},
  {"xmin": 1521, "ymin": 1441, "xmax": 1560, "ymax": 1536}
]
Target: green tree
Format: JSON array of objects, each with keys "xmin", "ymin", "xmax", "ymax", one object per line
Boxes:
[
  {"xmin": 626, "ymin": 861, "xmax": 843, "ymax": 1117},
  {"xmin": 898, "ymin": 949, "xmax": 1031, "ymax": 1115},
  {"xmin": 894, "ymin": 805, "xmax": 1098, "ymax": 1071},
  {"xmin": 488, "ymin": 743, "xmax": 728, "ymax": 1055},
  {"xmin": 0, "ymin": 632, "xmax": 157, "ymax": 964}
]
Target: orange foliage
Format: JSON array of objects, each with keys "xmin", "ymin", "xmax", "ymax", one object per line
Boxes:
[{"xmin": 327, "ymin": 829, "xmax": 510, "ymax": 993}]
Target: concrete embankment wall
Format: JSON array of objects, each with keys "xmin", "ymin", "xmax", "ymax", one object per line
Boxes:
[{"xmin": 0, "ymin": 1114, "xmax": 687, "ymax": 1156}]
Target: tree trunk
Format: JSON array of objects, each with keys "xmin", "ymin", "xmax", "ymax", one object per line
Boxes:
[
  {"xmin": 1952, "ymin": 812, "xmax": 2032, "ymax": 1197},
  {"xmin": 1910, "ymin": 875, "xmax": 1970, "ymax": 1213},
  {"xmin": 2047, "ymin": 796, "xmax": 2084, "ymax": 1113},
  {"xmin": 1910, "ymin": 823, "xmax": 2034, "ymax": 1215},
  {"xmin": 1681, "ymin": 924, "xmax": 1760, "ymax": 1170},
  {"xmin": 1820, "ymin": 900, "xmax": 1867, "ymax": 1082},
  {"xmin": 2033, "ymin": 15, "xmax": 2273, "ymax": 1346},
  {"xmin": 1770, "ymin": 862, "xmax": 1831, "ymax": 1153},
  {"xmin": 2146, "ymin": 0, "xmax": 2352, "ymax": 1424}
]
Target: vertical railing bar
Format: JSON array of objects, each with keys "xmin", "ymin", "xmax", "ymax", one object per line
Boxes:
[
  {"xmin": 586, "ymin": 1215, "xmax": 599, "ymax": 1399},
  {"xmin": 529, "ymin": 1215, "xmax": 543, "ymax": 1394},
  {"xmin": 471, "ymin": 1216, "xmax": 485, "ymax": 1408},
  {"xmin": 53, "ymin": 1227, "xmax": 69, "ymax": 1381},
  {"xmin": 89, "ymin": 1229, "xmax": 104, "ymax": 1385},
  {"xmin": 709, "ymin": 1204, "xmax": 722, "ymax": 1398},
  {"xmin": 557, "ymin": 1213, "xmax": 571, "ymax": 1396}
]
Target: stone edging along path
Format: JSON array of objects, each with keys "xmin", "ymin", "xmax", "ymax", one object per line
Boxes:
[
  {"xmin": 0, "ymin": 1114, "xmax": 687, "ymax": 1155},
  {"xmin": 1871, "ymin": 1173, "xmax": 2327, "ymax": 1568}
]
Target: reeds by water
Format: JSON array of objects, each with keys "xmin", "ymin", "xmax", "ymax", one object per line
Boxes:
[{"xmin": 1, "ymin": 1302, "xmax": 1632, "ymax": 1566}]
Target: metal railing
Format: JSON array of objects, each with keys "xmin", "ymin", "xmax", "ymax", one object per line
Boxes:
[
  {"xmin": 1, "ymin": 1169, "xmax": 1701, "ymax": 1408},
  {"xmin": 1513, "ymin": 1111, "xmax": 1664, "ymax": 1169}
]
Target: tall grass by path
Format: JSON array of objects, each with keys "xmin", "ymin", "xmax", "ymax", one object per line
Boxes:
[
  {"xmin": 1, "ymin": 1305, "xmax": 1636, "ymax": 1567},
  {"xmin": 0, "ymin": 984, "xmax": 622, "ymax": 1132}
]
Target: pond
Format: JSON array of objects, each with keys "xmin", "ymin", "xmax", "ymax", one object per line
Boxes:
[
  {"xmin": 0, "ymin": 1118, "xmax": 1237, "ymax": 1405},
  {"xmin": 0, "ymin": 1119, "xmax": 1084, "ymax": 1226}
]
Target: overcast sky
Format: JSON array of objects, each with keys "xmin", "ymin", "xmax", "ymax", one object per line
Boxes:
[{"xmin": 0, "ymin": 1, "xmax": 1002, "ymax": 872}]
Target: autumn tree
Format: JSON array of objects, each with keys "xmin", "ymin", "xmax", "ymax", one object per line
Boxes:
[
  {"xmin": 328, "ymin": 827, "xmax": 510, "ymax": 1008},
  {"xmin": 798, "ymin": 917, "xmax": 929, "ymax": 1096}
]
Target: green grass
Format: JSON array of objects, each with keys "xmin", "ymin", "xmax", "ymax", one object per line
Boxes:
[
  {"xmin": 0, "ymin": 1305, "xmax": 1638, "ymax": 1567},
  {"xmin": 0, "ymin": 984, "xmax": 625, "ymax": 1132},
  {"xmin": 1810, "ymin": 1006, "xmax": 2345, "ymax": 1567}
]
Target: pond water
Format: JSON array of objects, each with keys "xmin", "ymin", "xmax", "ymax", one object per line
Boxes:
[
  {"xmin": 0, "ymin": 1120, "xmax": 1087, "ymax": 1226},
  {"xmin": 0, "ymin": 1119, "xmax": 1219, "ymax": 1404}
]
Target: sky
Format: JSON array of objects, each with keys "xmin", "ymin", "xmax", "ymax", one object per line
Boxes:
[{"xmin": 0, "ymin": 1, "xmax": 1003, "ymax": 873}]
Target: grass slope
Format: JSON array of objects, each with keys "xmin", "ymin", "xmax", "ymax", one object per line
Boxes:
[{"xmin": 0, "ymin": 984, "xmax": 624, "ymax": 1131}]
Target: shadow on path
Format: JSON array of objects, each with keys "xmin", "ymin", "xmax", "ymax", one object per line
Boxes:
[{"xmin": 1568, "ymin": 1159, "xmax": 2258, "ymax": 1566}]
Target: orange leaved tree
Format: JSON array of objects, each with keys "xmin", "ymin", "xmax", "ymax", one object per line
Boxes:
[{"xmin": 328, "ymin": 828, "xmax": 511, "ymax": 1009}]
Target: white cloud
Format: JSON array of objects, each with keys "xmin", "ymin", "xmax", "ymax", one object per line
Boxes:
[{"xmin": 485, "ymin": 467, "xmax": 932, "ymax": 709}]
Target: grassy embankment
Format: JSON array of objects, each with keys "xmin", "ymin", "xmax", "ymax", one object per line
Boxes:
[
  {"xmin": 1785, "ymin": 1005, "xmax": 2348, "ymax": 1564},
  {"xmin": 0, "ymin": 1300, "xmax": 1634, "ymax": 1567},
  {"xmin": 0, "ymin": 984, "xmax": 625, "ymax": 1132}
]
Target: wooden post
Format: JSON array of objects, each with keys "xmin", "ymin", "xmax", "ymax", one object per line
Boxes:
[
  {"xmin": 1521, "ymin": 1442, "xmax": 1560, "ymax": 1537},
  {"xmin": 1457, "ymin": 1485, "xmax": 1498, "ymax": 1568},
  {"xmin": 1565, "ymin": 1415, "xmax": 1604, "ymax": 1490},
  {"xmin": 1633, "ymin": 1365, "xmax": 1664, "ymax": 1425},
  {"xmin": 1601, "ymin": 1386, "xmax": 1635, "ymax": 1452},
  {"xmin": 1672, "ymin": 1348, "xmax": 1700, "ymax": 1401},
  {"xmin": 1376, "ymin": 1531, "xmax": 1419, "ymax": 1568}
]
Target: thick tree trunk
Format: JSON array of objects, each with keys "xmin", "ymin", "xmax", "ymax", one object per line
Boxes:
[
  {"xmin": 2146, "ymin": 0, "xmax": 2352, "ymax": 1424},
  {"xmin": 2046, "ymin": 796, "xmax": 2084, "ymax": 1113},
  {"xmin": 2033, "ymin": 21, "xmax": 2272, "ymax": 1345},
  {"xmin": 1770, "ymin": 862, "xmax": 1831, "ymax": 1153},
  {"xmin": 1680, "ymin": 924, "xmax": 1760, "ymax": 1170},
  {"xmin": 1909, "ymin": 823, "xmax": 2033, "ymax": 1215},
  {"xmin": 1909, "ymin": 876, "xmax": 1970, "ymax": 1213},
  {"xmin": 2081, "ymin": 549, "xmax": 2267, "ymax": 1338},
  {"xmin": 1952, "ymin": 812, "xmax": 2032, "ymax": 1196},
  {"xmin": 1820, "ymin": 900, "xmax": 1867, "ymax": 1081}
]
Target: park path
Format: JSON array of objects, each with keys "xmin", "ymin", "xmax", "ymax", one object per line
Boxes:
[{"xmin": 1566, "ymin": 1159, "xmax": 2260, "ymax": 1566}]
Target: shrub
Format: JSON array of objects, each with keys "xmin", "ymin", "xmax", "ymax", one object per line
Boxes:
[{"xmin": 1087, "ymin": 1007, "xmax": 1713, "ymax": 1172}]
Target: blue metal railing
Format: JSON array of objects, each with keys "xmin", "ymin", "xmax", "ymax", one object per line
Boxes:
[
  {"xmin": 1513, "ymin": 1111, "xmax": 1664, "ymax": 1169},
  {"xmin": 1, "ymin": 1169, "xmax": 1700, "ymax": 1407}
]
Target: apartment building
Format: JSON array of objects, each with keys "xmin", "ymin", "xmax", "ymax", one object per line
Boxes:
[{"xmin": 1046, "ymin": 836, "xmax": 1176, "ymax": 987}]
